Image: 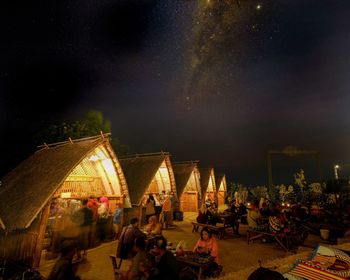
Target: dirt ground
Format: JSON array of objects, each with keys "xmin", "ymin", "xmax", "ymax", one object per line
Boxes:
[
  {"xmin": 161, "ymin": 212, "xmax": 302, "ymax": 277},
  {"xmin": 39, "ymin": 211, "xmax": 317, "ymax": 279}
]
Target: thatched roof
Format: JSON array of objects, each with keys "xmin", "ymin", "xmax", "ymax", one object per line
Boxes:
[
  {"xmin": 173, "ymin": 162, "xmax": 198, "ymax": 196},
  {"xmin": 215, "ymin": 173, "xmax": 226, "ymax": 191},
  {"xmin": 0, "ymin": 136, "xmax": 121, "ymax": 231},
  {"xmin": 199, "ymin": 167, "xmax": 216, "ymax": 198},
  {"xmin": 119, "ymin": 154, "xmax": 168, "ymax": 206}
]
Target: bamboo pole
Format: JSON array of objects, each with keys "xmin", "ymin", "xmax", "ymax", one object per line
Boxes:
[
  {"xmin": 32, "ymin": 203, "xmax": 51, "ymax": 268},
  {"xmin": 37, "ymin": 133, "xmax": 111, "ymax": 148}
]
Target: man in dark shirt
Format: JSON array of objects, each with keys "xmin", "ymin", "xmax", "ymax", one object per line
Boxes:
[
  {"xmin": 152, "ymin": 236, "xmax": 179, "ymax": 280},
  {"xmin": 119, "ymin": 217, "xmax": 146, "ymax": 259}
]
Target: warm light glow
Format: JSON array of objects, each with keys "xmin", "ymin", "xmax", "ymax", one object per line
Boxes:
[
  {"xmin": 247, "ymin": 202, "xmax": 251, "ymax": 206},
  {"xmin": 287, "ymin": 203, "xmax": 290, "ymax": 207},
  {"xmin": 89, "ymin": 155, "xmax": 99, "ymax": 161},
  {"xmin": 61, "ymin": 192, "xmax": 71, "ymax": 198},
  {"xmin": 335, "ymin": 164, "xmax": 340, "ymax": 169},
  {"xmin": 282, "ymin": 202, "xmax": 285, "ymax": 206},
  {"xmin": 256, "ymin": 4, "xmax": 262, "ymax": 10}
]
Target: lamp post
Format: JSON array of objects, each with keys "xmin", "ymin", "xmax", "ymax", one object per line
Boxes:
[{"xmin": 334, "ymin": 165, "xmax": 340, "ymax": 180}]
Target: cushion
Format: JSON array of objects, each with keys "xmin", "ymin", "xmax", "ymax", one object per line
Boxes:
[{"xmin": 287, "ymin": 260, "xmax": 347, "ymax": 280}]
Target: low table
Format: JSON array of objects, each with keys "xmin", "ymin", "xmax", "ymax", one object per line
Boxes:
[{"xmin": 176, "ymin": 252, "xmax": 214, "ymax": 280}]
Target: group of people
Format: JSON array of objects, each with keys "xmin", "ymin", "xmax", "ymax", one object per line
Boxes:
[
  {"xmin": 50, "ymin": 196, "xmax": 123, "ymax": 261},
  {"xmin": 196, "ymin": 200, "xmax": 245, "ymax": 237},
  {"xmin": 116, "ymin": 215, "xmax": 222, "ymax": 280},
  {"xmin": 142, "ymin": 191, "xmax": 177, "ymax": 229},
  {"xmin": 117, "ymin": 217, "xmax": 179, "ymax": 280}
]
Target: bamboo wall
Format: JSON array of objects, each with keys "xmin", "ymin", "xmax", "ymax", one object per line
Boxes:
[{"xmin": 0, "ymin": 218, "xmax": 40, "ymax": 265}]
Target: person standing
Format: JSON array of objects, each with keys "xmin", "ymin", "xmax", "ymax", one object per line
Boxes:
[
  {"xmin": 161, "ymin": 195, "xmax": 171, "ymax": 229},
  {"xmin": 72, "ymin": 198, "xmax": 93, "ymax": 260},
  {"xmin": 87, "ymin": 196, "xmax": 99, "ymax": 246},
  {"xmin": 154, "ymin": 194, "xmax": 162, "ymax": 219},
  {"xmin": 97, "ymin": 196, "xmax": 110, "ymax": 242},
  {"xmin": 169, "ymin": 191, "xmax": 176, "ymax": 225},
  {"xmin": 145, "ymin": 194, "xmax": 156, "ymax": 223},
  {"xmin": 47, "ymin": 240, "xmax": 81, "ymax": 280},
  {"xmin": 113, "ymin": 201, "xmax": 123, "ymax": 240}
]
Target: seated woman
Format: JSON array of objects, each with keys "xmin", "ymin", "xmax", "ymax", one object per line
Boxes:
[
  {"xmin": 247, "ymin": 203, "xmax": 265, "ymax": 231},
  {"xmin": 193, "ymin": 227, "xmax": 219, "ymax": 263},
  {"xmin": 193, "ymin": 227, "xmax": 222, "ymax": 277},
  {"xmin": 144, "ymin": 215, "xmax": 162, "ymax": 236},
  {"xmin": 196, "ymin": 204, "xmax": 209, "ymax": 224}
]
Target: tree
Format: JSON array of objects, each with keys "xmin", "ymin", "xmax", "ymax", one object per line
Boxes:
[{"xmin": 35, "ymin": 110, "xmax": 129, "ymax": 156}]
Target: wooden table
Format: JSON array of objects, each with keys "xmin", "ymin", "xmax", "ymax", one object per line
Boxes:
[
  {"xmin": 176, "ymin": 252, "xmax": 214, "ymax": 280},
  {"xmin": 218, "ymin": 213, "xmax": 234, "ymax": 226}
]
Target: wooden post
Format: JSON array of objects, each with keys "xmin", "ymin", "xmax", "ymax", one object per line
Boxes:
[
  {"xmin": 32, "ymin": 203, "xmax": 51, "ymax": 268},
  {"xmin": 267, "ymin": 153, "xmax": 273, "ymax": 194}
]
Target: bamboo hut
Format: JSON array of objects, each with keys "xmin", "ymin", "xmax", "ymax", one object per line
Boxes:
[
  {"xmin": 199, "ymin": 167, "xmax": 217, "ymax": 206},
  {"xmin": 216, "ymin": 174, "xmax": 227, "ymax": 207},
  {"xmin": 0, "ymin": 134, "xmax": 130, "ymax": 267},
  {"xmin": 173, "ymin": 161, "xmax": 201, "ymax": 212},
  {"xmin": 119, "ymin": 152, "xmax": 177, "ymax": 225}
]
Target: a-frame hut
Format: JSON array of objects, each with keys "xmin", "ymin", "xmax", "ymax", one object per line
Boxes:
[
  {"xmin": 0, "ymin": 134, "xmax": 131, "ymax": 267},
  {"xmin": 216, "ymin": 174, "xmax": 227, "ymax": 206},
  {"xmin": 119, "ymin": 152, "xmax": 177, "ymax": 225},
  {"xmin": 173, "ymin": 161, "xmax": 201, "ymax": 212},
  {"xmin": 199, "ymin": 167, "xmax": 217, "ymax": 205}
]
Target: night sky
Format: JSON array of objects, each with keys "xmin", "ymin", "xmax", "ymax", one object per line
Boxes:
[{"xmin": 1, "ymin": 0, "xmax": 350, "ymax": 185}]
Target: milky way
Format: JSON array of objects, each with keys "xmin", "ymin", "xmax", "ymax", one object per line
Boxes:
[{"xmin": 185, "ymin": 0, "xmax": 276, "ymax": 103}]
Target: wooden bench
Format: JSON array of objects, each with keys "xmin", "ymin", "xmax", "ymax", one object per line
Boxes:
[
  {"xmin": 246, "ymin": 228, "xmax": 289, "ymax": 252},
  {"xmin": 109, "ymin": 239, "xmax": 123, "ymax": 279},
  {"xmin": 191, "ymin": 222, "xmax": 230, "ymax": 240}
]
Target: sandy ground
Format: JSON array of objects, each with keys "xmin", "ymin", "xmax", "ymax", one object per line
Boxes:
[{"xmin": 39, "ymin": 211, "xmax": 326, "ymax": 279}]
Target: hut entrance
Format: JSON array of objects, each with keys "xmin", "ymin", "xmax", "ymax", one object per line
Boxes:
[
  {"xmin": 146, "ymin": 161, "xmax": 172, "ymax": 194},
  {"xmin": 180, "ymin": 192, "xmax": 198, "ymax": 212},
  {"xmin": 218, "ymin": 183, "xmax": 226, "ymax": 206},
  {"xmin": 44, "ymin": 145, "xmax": 125, "ymax": 261},
  {"xmin": 181, "ymin": 171, "xmax": 199, "ymax": 212},
  {"xmin": 0, "ymin": 135, "xmax": 130, "ymax": 268},
  {"xmin": 217, "ymin": 176, "xmax": 227, "ymax": 206},
  {"xmin": 206, "ymin": 175, "xmax": 216, "ymax": 202}
]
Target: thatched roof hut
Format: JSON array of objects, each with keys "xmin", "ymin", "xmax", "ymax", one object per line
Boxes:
[
  {"xmin": 119, "ymin": 152, "xmax": 177, "ymax": 206},
  {"xmin": 215, "ymin": 173, "xmax": 227, "ymax": 206},
  {"xmin": 173, "ymin": 161, "xmax": 201, "ymax": 212},
  {"xmin": 199, "ymin": 167, "xmax": 217, "ymax": 204},
  {"xmin": 0, "ymin": 134, "xmax": 130, "ymax": 266}
]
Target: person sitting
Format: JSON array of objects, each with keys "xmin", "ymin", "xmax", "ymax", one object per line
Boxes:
[
  {"xmin": 144, "ymin": 215, "xmax": 162, "ymax": 236},
  {"xmin": 151, "ymin": 236, "xmax": 179, "ymax": 280},
  {"xmin": 193, "ymin": 227, "xmax": 222, "ymax": 277},
  {"xmin": 193, "ymin": 227, "xmax": 220, "ymax": 263},
  {"xmin": 119, "ymin": 218, "xmax": 147, "ymax": 260},
  {"xmin": 247, "ymin": 203, "xmax": 265, "ymax": 231},
  {"xmin": 47, "ymin": 240, "xmax": 81, "ymax": 280},
  {"xmin": 196, "ymin": 204, "xmax": 209, "ymax": 224},
  {"xmin": 259, "ymin": 202, "xmax": 273, "ymax": 221},
  {"xmin": 120, "ymin": 237, "xmax": 153, "ymax": 280},
  {"xmin": 206, "ymin": 204, "xmax": 221, "ymax": 226},
  {"xmin": 247, "ymin": 267, "xmax": 286, "ymax": 280}
]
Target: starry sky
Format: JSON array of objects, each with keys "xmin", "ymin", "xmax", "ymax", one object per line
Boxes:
[{"xmin": 1, "ymin": 0, "xmax": 350, "ymax": 185}]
